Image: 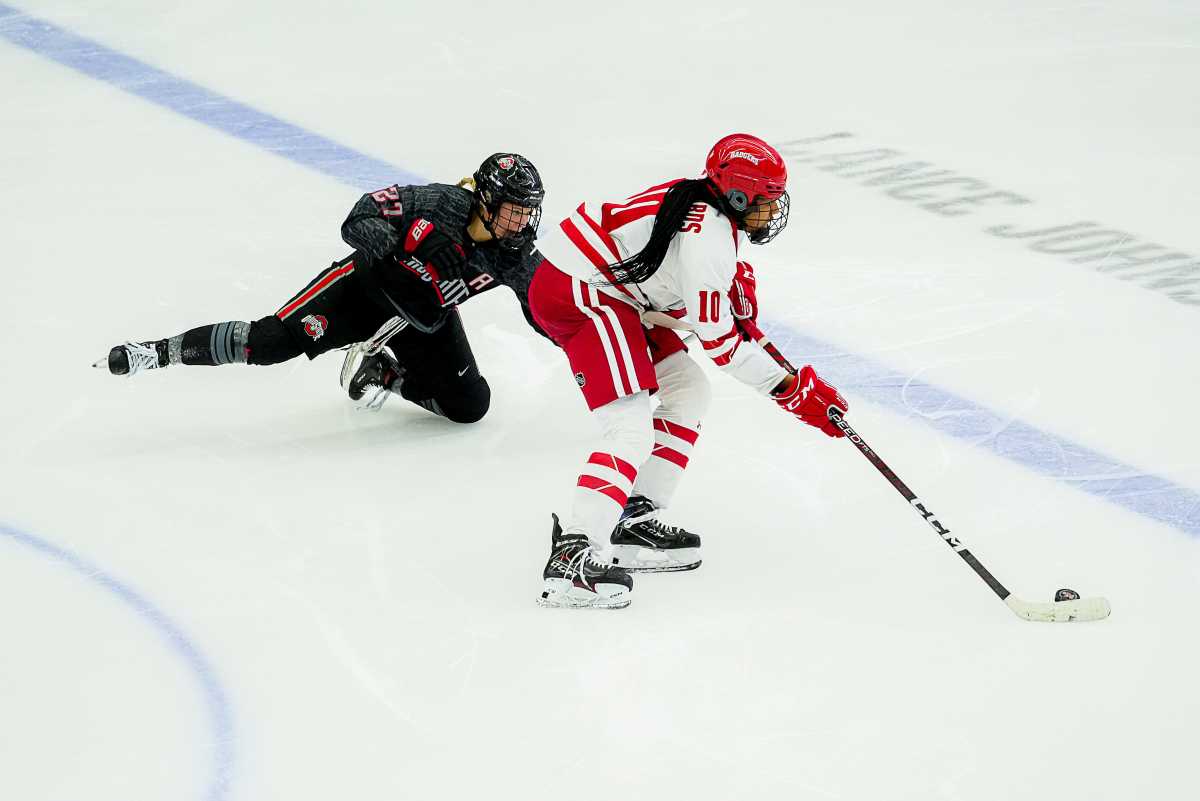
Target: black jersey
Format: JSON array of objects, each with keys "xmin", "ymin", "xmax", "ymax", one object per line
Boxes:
[{"xmin": 341, "ymin": 182, "xmax": 542, "ymax": 333}]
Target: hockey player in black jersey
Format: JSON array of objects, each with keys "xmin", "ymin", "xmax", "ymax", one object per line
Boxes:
[{"xmin": 95, "ymin": 153, "xmax": 545, "ymax": 424}]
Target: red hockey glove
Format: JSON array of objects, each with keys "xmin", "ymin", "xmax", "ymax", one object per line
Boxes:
[
  {"xmin": 402, "ymin": 218, "xmax": 468, "ymax": 281},
  {"xmin": 729, "ymin": 261, "xmax": 758, "ymax": 322},
  {"xmin": 773, "ymin": 364, "xmax": 848, "ymax": 437}
]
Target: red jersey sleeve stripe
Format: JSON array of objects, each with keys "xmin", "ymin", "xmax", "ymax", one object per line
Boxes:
[
  {"xmin": 561, "ymin": 218, "xmax": 619, "ymax": 277},
  {"xmin": 561, "ymin": 219, "xmax": 640, "ymax": 303},
  {"xmin": 700, "ymin": 327, "xmax": 739, "ymax": 350},
  {"xmin": 576, "ymin": 205, "xmax": 622, "ymax": 261},
  {"xmin": 603, "ymin": 201, "xmax": 662, "ymax": 232},
  {"xmin": 586, "ymin": 451, "xmax": 638, "ymax": 483},
  {"xmin": 711, "ymin": 337, "xmax": 742, "ymax": 367},
  {"xmin": 626, "ymin": 179, "xmax": 683, "ymax": 202},
  {"xmin": 606, "ymin": 191, "xmax": 667, "ymax": 213}
]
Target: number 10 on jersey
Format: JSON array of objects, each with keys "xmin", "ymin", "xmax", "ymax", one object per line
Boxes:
[{"xmin": 697, "ymin": 291, "xmax": 721, "ymax": 323}]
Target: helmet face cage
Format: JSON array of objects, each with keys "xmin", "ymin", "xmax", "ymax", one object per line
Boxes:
[
  {"xmin": 745, "ymin": 190, "xmax": 789, "ymax": 244},
  {"xmin": 473, "ymin": 153, "xmax": 545, "ymax": 250}
]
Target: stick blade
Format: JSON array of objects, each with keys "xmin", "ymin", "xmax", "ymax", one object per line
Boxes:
[{"xmin": 1006, "ymin": 595, "xmax": 1111, "ymax": 623}]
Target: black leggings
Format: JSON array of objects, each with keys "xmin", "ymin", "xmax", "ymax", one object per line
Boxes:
[
  {"xmin": 246, "ymin": 312, "xmax": 490, "ymax": 424},
  {"xmin": 197, "ymin": 254, "xmax": 491, "ymax": 424}
]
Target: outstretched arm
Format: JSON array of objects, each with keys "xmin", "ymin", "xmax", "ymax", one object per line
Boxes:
[{"xmin": 733, "ymin": 316, "xmax": 847, "ymax": 438}]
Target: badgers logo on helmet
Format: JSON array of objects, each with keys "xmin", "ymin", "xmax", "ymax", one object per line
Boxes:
[
  {"xmin": 497, "ymin": 156, "xmax": 516, "ymax": 170},
  {"xmin": 727, "ymin": 150, "xmax": 764, "ymax": 164},
  {"xmin": 302, "ymin": 314, "xmax": 329, "ymax": 340}
]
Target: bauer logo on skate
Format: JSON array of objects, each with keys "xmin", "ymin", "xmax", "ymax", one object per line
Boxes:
[{"xmin": 301, "ymin": 314, "xmax": 328, "ymax": 340}]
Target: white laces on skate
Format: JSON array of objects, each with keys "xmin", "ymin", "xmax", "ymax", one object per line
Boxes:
[
  {"xmin": 622, "ymin": 510, "xmax": 683, "ymax": 538},
  {"xmin": 622, "ymin": 508, "xmax": 657, "ymax": 525},
  {"xmin": 646, "ymin": 519, "xmax": 685, "ymax": 537},
  {"xmin": 565, "ymin": 547, "xmax": 590, "ymax": 578},
  {"xmin": 122, "ymin": 342, "xmax": 160, "ymax": 375},
  {"xmin": 620, "ymin": 497, "xmax": 663, "ymax": 527},
  {"xmin": 555, "ymin": 537, "xmax": 607, "ymax": 578}
]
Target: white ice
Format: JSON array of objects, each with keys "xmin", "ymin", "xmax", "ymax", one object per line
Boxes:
[{"xmin": 1, "ymin": 2, "xmax": 1198, "ymax": 800}]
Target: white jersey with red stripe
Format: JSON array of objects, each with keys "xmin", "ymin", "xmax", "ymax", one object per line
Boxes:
[{"xmin": 536, "ymin": 179, "xmax": 789, "ymax": 394}]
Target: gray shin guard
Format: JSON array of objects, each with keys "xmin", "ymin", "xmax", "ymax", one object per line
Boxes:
[{"xmin": 168, "ymin": 321, "xmax": 251, "ymax": 366}]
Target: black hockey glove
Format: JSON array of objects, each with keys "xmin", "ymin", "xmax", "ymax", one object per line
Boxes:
[{"xmin": 400, "ymin": 218, "xmax": 469, "ymax": 281}]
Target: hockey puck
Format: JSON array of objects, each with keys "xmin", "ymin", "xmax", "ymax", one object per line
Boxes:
[{"xmin": 1055, "ymin": 588, "xmax": 1080, "ymax": 602}]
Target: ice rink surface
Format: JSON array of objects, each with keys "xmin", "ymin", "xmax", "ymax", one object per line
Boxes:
[{"xmin": 1, "ymin": 1, "xmax": 1198, "ymax": 799}]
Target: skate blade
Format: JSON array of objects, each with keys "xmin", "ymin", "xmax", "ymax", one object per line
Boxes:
[
  {"xmin": 537, "ymin": 579, "xmax": 631, "ymax": 610},
  {"xmin": 92, "ymin": 356, "xmax": 108, "ymax": 369},
  {"xmin": 339, "ymin": 343, "xmax": 367, "ymax": 389},
  {"xmin": 610, "ymin": 545, "xmax": 701, "ymax": 574},
  {"xmin": 537, "ymin": 594, "xmax": 631, "ymax": 610},
  {"xmin": 352, "ymin": 385, "xmax": 390, "ymax": 412},
  {"xmin": 621, "ymin": 561, "xmax": 701, "ymax": 574}
]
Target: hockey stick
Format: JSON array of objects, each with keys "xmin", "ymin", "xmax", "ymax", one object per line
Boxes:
[
  {"xmin": 748, "ymin": 324, "xmax": 1110, "ymax": 622},
  {"xmin": 826, "ymin": 408, "xmax": 1110, "ymax": 622}
]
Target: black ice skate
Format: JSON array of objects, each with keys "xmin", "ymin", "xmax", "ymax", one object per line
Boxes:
[
  {"xmin": 538, "ymin": 514, "xmax": 633, "ymax": 609},
  {"xmin": 341, "ymin": 347, "xmax": 404, "ymax": 411},
  {"xmin": 93, "ymin": 341, "xmax": 168, "ymax": 376},
  {"xmin": 609, "ymin": 496, "xmax": 701, "ymax": 573}
]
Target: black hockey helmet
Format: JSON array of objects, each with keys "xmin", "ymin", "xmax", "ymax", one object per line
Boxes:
[{"xmin": 472, "ymin": 153, "xmax": 545, "ymax": 249}]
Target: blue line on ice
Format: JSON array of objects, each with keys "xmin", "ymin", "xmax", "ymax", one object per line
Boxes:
[
  {"xmin": 2, "ymin": 4, "xmax": 1196, "ymax": 537},
  {"xmin": 762, "ymin": 324, "xmax": 1200, "ymax": 536},
  {"xmin": 0, "ymin": 3, "xmax": 419, "ymax": 190},
  {"xmin": 0, "ymin": 523, "xmax": 234, "ymax": 801}
]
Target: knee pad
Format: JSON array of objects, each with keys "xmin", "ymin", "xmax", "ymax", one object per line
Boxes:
[
  {"xmin": 246, "ymin": 315, "xmax": 303, "ymax": 365},
  {"xmin": 593, "ymin": 392, "xmax": 654, "ymax": 467},
  {"xmin": 413, "ymin": 375, "xmax": 491, "ymax": 424},
  {"xmin": 654, "ymin": 352, "xmax": 712, "ymax": 423}
]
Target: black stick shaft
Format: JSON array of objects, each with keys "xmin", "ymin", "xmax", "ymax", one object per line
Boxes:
[
  {"xmin": 827, "ymin": 409, "xmax": 1011, "ymax": 601},
  {"xmin": 750, "ymin": 327, "xmax": 1012, "ymax": 601}
]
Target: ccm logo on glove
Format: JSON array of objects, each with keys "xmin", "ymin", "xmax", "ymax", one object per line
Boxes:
[{"xmin": 773, "ymin": 364, "xmax": 848, "ymax": 438}]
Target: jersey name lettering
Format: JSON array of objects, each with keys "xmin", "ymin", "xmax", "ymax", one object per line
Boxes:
[{"xmin": 679, "ymin": 203, "xmax": 706, "ymax": 234}]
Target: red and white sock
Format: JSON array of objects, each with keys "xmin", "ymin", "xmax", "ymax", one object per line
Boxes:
[
  {"xmin": 629, "ymin": 351, "xmax": 710, "ymax": 509},
  {"xmin": 631, "ymin": 417, "xmax": 701, "ymax": 507},
  {"xmin": 561, "ymin": 393, "xmax": 653, "ymax": 554}
]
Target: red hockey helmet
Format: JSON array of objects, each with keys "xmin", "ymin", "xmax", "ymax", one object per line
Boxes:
[{"xmin": 705, "ymin": 133, "xmax": 787, "ymax": 211}]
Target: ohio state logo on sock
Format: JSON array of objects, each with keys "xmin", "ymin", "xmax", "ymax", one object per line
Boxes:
[{"xmin": 302, "ymin": 314, "xmax": 328, "ymax": 340}]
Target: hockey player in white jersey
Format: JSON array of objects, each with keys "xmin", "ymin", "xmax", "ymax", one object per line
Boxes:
[{"xmin": 527, "ymin": 133, "xmax": 849, "ymax": 609}]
